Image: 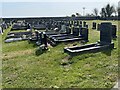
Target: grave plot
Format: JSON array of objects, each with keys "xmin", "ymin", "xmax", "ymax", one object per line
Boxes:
[
  {"xmin": 28, "ymin": 20, "xmax": 64, "ymax": 44},
  {"xmin": 45, "ymin": 22, "xmax": 67, "ymax": 35},
  {"xmin": 97, "ymin": 23, "xmax": 117, "ymax": 38},
  {"xmin": 33, "ymin": 24, "xmax": 46, "ymax": 30},
  {"xmin": 64, "ymin": 22, "xmax": 114, "ymax": 56},
  {"xmin": 28, "ymin": 30, "xmax": 40, "ymax": 43},
  {"xmin": 48, "ymin": 26, "xmax": 88, "ymax": 46},
  {"xmin": 28, "ymin": 30, "xmax": 48, "ymax": 54},
  {"xmin": 4, "ymin": 31, "xmax": 32, "ymax": 43},
  {"xmin": 28, "ymin": 30, "xmax": 47, "ymax": 45},
  {"xmin": 0, "ymin": 21, "xmax": 10, "ymax": 34},
  {"xmin": 4, "ymin": 20, "xmax": 32, "ymax": 43},
  {"xmin": 35, "ymin": 32, "xmax": 48, "ymax": 55},
  {"xmin": 11, "ymin": 23, "xmax": 29, "ymax": 30}
]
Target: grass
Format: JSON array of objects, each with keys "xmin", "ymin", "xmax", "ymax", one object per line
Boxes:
[{"xmin": 2, "ymin": 20, "xmax": 118, "ymax": 88}]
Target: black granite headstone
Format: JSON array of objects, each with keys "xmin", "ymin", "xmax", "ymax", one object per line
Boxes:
[
  {"xmin": 43, "ymin": 32, "xmax": 47, "ymax": 47},
  {"xmin": 73, "ymin": 27, "xmax": 79, "ymax": 36},
  {"xmin": 35, "ymin": 30, "xmax": 39, "ymax": 41},
  {"xmin": 80, "ymin": 21, "xmax": 82, "ymax": 25},
  {"xmin": 92, "ymin": 22, "xmax": 96, "ymax": 29},
  {"xmin": 80, "ymin": 27, "xmax": 88, "ymax": 41},
  {"xmin": 39, "ymin": 32, "xmax": 42, "ymax": 44},
  {"xmin": 100, "ymin": 22, "xmax": 112, "ymax": 45},
  {"xmin": 71, "ymin": 21, "xmax": 74, "ymax": 25},
  {"xmin": 66, "ymin": 26, "xmax": 71, "ymax": 34},
  {"xmin": 76, "ymin": 20, "xmax": 79, "ymax": 26},
  {"xmin": 86, "ymin": 24, "xmax": 89, "ymax": 29},
  {"xmin": 112, "ymin": 25, "xmax": 117, "ymax": 38},
  {"xmin": 83, "ymin": 21, "xmax": 86, "ymax": 27},
  {"xmin": 79, "ymin": 24, "xmax": 82, "ymax": 28}
]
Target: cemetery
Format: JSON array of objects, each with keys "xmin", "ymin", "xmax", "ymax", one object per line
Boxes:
[
  {"xmin": 33, "ymin": 24, "xmax": 46, "ymax": 30},
  {"xmin": 64, "ymin": 22, "xmax": 114, "ymax": 55},
  {"xmin": 46, "ymin": 23, "xmax": 88, "ymax": 46},
  {"xmin": 1, "ymin": 2, "xmax": 119, "ymax": 88},
  {"xmin": 1, "ymin": 18, "xmax": 118, "ymax": 89},
  {"xmin": 5, "ymin": 31, "xmax": 32, "ymax": 43}
]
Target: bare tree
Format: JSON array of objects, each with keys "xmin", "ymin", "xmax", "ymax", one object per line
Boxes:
[{"xmin": 93, "ymin": 8, "xmax": 99, "ymax": 16}]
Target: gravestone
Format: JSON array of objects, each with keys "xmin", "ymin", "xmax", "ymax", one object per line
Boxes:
[
  {"xmin": 69, "ymin": 24, "xmax": 72, "ymax": 27},
  {"xmin": 35, "ymin": 30, "xmax": 39, "ymax": 41},
  {"xmin": 39, "ymin": 32, "xmax": 42, "ymax": 44},
  {"xmin": 66, "ymin": 22, "xmax": 69, "ymax": 27},
  {"xmin": 92, "ymin": 22, "xmax": 96, "ymax": 29},
  {"xmin": 66, "ymin": 26, "xmax": 71, "ymax": 34},
  {"xmin": 86, "ymin": 24, "xmax": 89, "ymax": 29},
  {"xmin": 79, "ymin": 24, "xmax": 82, "ymax": 28},
  {"xmin": 80, "ymin": 27, "xmax": 88, "ymax": 41},
  {"xmin": 83, "ymin": 21, "xmax": 86, "ymax": 27},
  {"xmin": 74, "ymin": 23, "xmax": 78, "ymax": 27},
  {"xmin": 57, "ymin": 24, "xmax": 61, "ymax": 30},
  {"xmin": 73, "ymin": 27, "xmax": 79, "ymax": 36},
  {"xmin": 112, "ymin": 25, "xmax": 117, "ymax": 38},
  {"xmin": 43, "ymin": 32, "xmax": 47, "ymax": 47},
  {"xmin": 97, "ymin": 24, "xmax": 101, "ymax": 31},
  {"xmin": 100, "ymin": 22, "xmax": 112, "ymax": 45},
  {"xmin": 60, "ymin": 23, "xmax": 66, "ymax": 33},
  {"xmin": 69, "ymin": 21, "xmax": 71, "ymax": 25},
  {"xmin": 74, "ymin": 21, "xmax": 79, "ymax": 26},
  {"xmin": 80, "ymin": 21, "xmax": 82, "ymax": 25},
  {"xmin": 71, "ymin": 21, "xmax": 74, "ymax": 25},
  {"xmin": 76, "ymin": 20, "xmax": 79, "ymax": 26}
]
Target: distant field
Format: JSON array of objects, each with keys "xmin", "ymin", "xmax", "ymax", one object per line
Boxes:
[{"xmin": 2, "ymin": 20, "xmax": 118, "ymax": 88}]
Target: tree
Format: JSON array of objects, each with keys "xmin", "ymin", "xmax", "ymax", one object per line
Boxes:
[
  {"xmin": 105, "ymin": 4, "xmax": 115, "ymax": 17},
  {"xmin": 100, "ymin": 4, "xmax": 115, "ymax": 17},
  {"xmin": 93, "ymin": 8, "xmax": 99, "ymax": 16},
  {"xmin": 86, "ymin": 13, "xmax": 91, "ymax": 16},
  {"xmin": 100, "ymin": 8, "xmax": 107, "ymax": 18},
  {"xmin": 71, "ymin": 14, "xmax": 76, "ymax": 17}
]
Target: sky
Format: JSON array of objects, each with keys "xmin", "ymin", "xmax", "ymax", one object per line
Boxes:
[{"xmin": 0, "ymin": 0, "xmax": 120, "ymax": 18}]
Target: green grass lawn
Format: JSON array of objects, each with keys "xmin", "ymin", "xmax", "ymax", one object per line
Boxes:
[{"xmin": 2, "ymin": 20, "xmax": 118, "ymax": 88}]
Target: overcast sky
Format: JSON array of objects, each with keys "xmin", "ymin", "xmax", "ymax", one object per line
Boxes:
[{"xmin": 1, "ymin": 0, "xmax": 120, "ymax": 18}]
